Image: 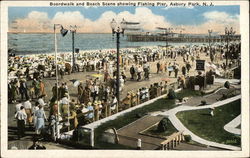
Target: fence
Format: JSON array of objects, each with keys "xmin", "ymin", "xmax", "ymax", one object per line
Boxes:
[
  {"xmin": 160, "ymin": 131, "xmax": 185, "ymax": 150},
  {"xmin": 101, "ymin": 131, "xmax": 161, "ymax": 150}
]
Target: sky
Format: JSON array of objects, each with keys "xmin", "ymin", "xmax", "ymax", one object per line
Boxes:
[{"xmin": 8, "ymin": 5, "xmax": 240, "ymax": 34}]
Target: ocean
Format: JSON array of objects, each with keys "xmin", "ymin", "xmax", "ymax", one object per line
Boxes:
[{"xmin": 8, "ymin": 33, "xmax": 207, "ymax": 55}]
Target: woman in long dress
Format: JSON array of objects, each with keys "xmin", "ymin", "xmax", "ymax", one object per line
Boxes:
[
  {"xmin": 35, "ymin": 105, "xmax": 47, "ymax": 134},
  {"xmin": 32, "ymin": 102, "xmax": 39, "ymax": 128}
]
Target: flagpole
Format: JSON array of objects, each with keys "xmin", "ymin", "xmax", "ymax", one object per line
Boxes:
[{"xmin": 54, "ymin": 24, "xmax": 60, "ymax": 139}]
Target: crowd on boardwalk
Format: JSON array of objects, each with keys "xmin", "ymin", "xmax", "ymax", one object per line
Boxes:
[{"xmin": 9, "ymin": 42, "xmax": 240, "ymax": 141}]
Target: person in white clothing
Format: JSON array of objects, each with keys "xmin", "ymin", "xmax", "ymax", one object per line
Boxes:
[
  {"xmin": 110, "ymin": 96, "xmax": 117, "ymax": 111},
  {"xmin": 15, "ymin": 106, "xmax": 27, "ymax": 139},
  {"xmin": 32, "ymin": 102, "xmax": 39, "ymax": 128},
  {"xmin": 15, "ymin": 101, "xmax": 23, "ymax": 113},
  {"xmin": 38, "ymin": 96, "xmax": 46, "ymax": 106},
  {"xmin": 119, "ymin": 77, "xmax": 124, "ymax": 92},
  {"xmin": 23, "ymin": 99, "xmax": 32, "ymax": 127}
]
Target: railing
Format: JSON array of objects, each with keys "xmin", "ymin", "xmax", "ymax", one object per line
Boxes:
[
  {"xmin": 59, "ymin": 80, "xmax": 179, "ymax": 134},
  {"xmin": 121, "ymin": 81, "xmax": 179, "ymax": 110},
  {"xmin": 160, "ymin": 131, "xmax": 185, "ymax": 150},
  {"xmin": 62, "ymin": 81, "xmax": 178, "ymax": 123}
]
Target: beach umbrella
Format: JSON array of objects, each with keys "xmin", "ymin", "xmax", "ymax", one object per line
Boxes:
[
  {"xmin": 74, "ymin": 81, "xmax": 80, "ymax": 87},
  {"xmin": 70, "ymin": 79, "xmax": 80, "ymax": 87},
  {"xmin": 215, "ymin": 69, "xmax": 221, "ymax": 76}
]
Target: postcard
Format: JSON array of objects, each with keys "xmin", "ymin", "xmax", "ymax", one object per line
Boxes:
[{"xmin": 1, "ymin": 0, "xmax": 249, "ymax": 158}]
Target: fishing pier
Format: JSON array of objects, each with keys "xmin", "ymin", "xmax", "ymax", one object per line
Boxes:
[{"xmin": 126, "ymin": 33, "xmax": 241, "ymax": 43}]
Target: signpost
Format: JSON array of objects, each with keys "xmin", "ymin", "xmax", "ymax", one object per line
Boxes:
[
  {"xmin": 196, "ymin": 60, "xmax": 206, "ymax": 89},
  {"xmin": 196, "ymin": 60, "xmax": 205, "ymax": 71}
]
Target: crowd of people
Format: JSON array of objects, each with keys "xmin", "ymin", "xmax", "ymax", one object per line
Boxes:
[{"xmin": 9, "ymin": 42, "xmax": 241, "ymax": 142}]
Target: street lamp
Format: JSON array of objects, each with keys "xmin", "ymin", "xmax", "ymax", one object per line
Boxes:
[
  {"xmin": 70, "ymin": 25, "xmax": 77, "ymax": 72},
  {"xmin": 54, "ymin": 24, "xmax": 68, "ymax": 98},
  {"xmin": 208, "ymin": 29, "xmax": 213, "ymax": 62},
  {"xmin": 110, "ymin": 18, "xmax": 126, "ymax": 109},
  {"xmin": 156, "ymin": 27, "xmax": 173, "ymax": 56},
  {"xmin": 54, "ymin": 24, "xmax": 68, "ymax": 139},
  {"xmin": 225, "ymin": 27, "xmax": 236, "ymax": 67},
  {"xmin": 164, "ymin": 28, "xmax": 173, "ymax": 56}
]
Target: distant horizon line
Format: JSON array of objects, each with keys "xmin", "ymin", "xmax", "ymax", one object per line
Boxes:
[
  {"xmin": 7, "ymin": 31, "xmax": 241, "ymax": 35},
  {"xmin": 7, "ymin": 31, "xmax": 111, "ymax": 34}
]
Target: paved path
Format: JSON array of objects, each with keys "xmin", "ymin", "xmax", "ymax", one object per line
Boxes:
[
  {"xmin": 153, "ymin": 95, "xmax": 241, "ymax": 151},
  {"xmin": 224, "ymin": 114, "xmax": 241, "ymax": 135},
  {"xmin": 214, "ymin": 78, "xmax": 240, "ymax": 84},
  {"xmin": 184, "ymin": 87, "xmax": 227, "ymax": 106},
  {"xmin": 116, "ymin": 115, "xmax": 220, "ymax": 150},
  {"xmin": 117, "ymin": 115, "xmax": 164, "ymax": 150}
]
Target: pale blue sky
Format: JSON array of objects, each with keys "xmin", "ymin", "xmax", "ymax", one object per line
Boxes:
[{"xmin": 9, "ymin": 6, "xmax": 240, "ymax": 26}]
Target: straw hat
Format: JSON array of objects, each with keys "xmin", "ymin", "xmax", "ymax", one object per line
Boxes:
[
  {"xmin": 80, "ymin": 103, "xmax": 85, "ymax": 108},
  {"xmin": 87, "ymin": 102, "xmax": 92, "ymax": 106}
]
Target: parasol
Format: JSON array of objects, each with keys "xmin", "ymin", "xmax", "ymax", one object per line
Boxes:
[{"xmin": 70, "ymin": 79, "xmax": 80, "ymax": 87}]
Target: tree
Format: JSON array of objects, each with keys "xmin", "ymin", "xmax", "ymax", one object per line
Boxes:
[
  {"xmin": 168, "ymin": 89, "xmax": 176, "ymax": 99},
  {"xmin": 224, "ymin": 81, "xmax": 230, "ymax": 89},
  {"xmin": 157, "ymin": 117, "xmax": 171, "ymax": 132}
]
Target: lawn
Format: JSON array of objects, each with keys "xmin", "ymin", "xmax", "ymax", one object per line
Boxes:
[
  {"xmin": 94, "ymin": 89, "xmax": 202, "ymax": 149},
  {"xmin": 176, "ymin": 99, "xmax": 241, "ymax": 147}
]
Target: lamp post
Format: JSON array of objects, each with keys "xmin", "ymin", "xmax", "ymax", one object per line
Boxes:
[
  {"xmin": 208, "ymin": 29, "xmax": 213, "ymax": 62},
  {"xmin": 156, "ymin": 27, "xmax": 173, "ymax": 56},
  {"xmin": 164, "ymin": 28, "xmax": 173, "ymax": 56},
  {"xmin": 225, "ymin": 27, "xmax": 236, "ymax": 67},
  {"xmin": 110, "ymin": 18, "xmax": 126, "ymax": 108},
  {"xmin": 70, "ymin": 25, "xmax": 77, "ymax": 72},
  {"xmin": 54, "ymin": 24, "xmax": 68, "ymax": 139}
]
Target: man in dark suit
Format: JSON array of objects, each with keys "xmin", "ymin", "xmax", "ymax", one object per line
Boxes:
[{"xmin": 19, "ymin": 79, "xmax": 29, "ymax": 101}]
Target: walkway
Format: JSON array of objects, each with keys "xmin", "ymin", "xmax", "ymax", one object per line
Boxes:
[
  {"xmin": 214, "ymin": 78, "xmax": 240, "ymax": 84},
  {"xmin": 224, "ymin": 114, "xmax": 241, "ymax": 135},
  {"xmin": 117, "ymin": 115, "xmax": 164, "ymax": 150},
  {"xmin": 155, "ymin": 95, "xmax": 241, "ymax": 151}
]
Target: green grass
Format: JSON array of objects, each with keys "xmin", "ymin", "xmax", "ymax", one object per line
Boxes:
[
  {"xmin": 94, "ymin": 89, "xmax": 202, "ymax": 149},
  {"xmin": 176, "ymin": 99, "xmax": 241, "ymax": 147},
  {"xmin": 236, "ymin": 124, "xmax": 241, "ymax": 129}
]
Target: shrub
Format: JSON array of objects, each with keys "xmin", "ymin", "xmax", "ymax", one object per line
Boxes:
[
  {"xmin": 184, "ymin": 135, "xmax": 191, "ymax": 142},
  {"xmin": 224, "ymin": 81, "xmax": 230, "ymax": 89},
  {"xmin": 178, "ymin": 97, "xmax": 183, "ymax": 102},
  {"xmin": 157, "ymin": 117, "xmax": 170, "ymax": 132},
  {"xmin": 201, "ymin": 100, "xmax": 207, "ymax": 105},
  {"xmin": 206, "ymin": 74, "xmax": 214, "ymax": 85},
  {"xmin": 168, "ymin": 89, "xmax": 176, "ymax": 99},
  {"xmin": 186, "ymin": 76, "xmax": 195, "ymax": 89},
  {"xmin": 135, "ymin": 113, "xmax": 143, "ymax": 118},
  {"xmin": 220, "ymin": 92, "xmax": 236, "ymax": 100}
]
